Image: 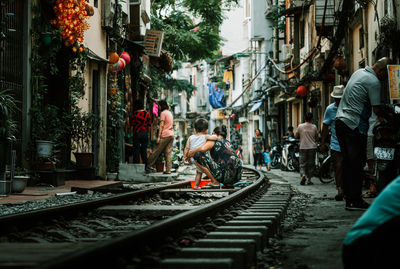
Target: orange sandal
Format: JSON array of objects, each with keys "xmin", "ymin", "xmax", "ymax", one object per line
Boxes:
[{"xmin": 362, "ymin": 191, "xmax": 377, "ymax": 198}]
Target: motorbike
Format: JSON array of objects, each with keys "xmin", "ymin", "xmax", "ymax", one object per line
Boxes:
[
  {"xmin": 373, "ymin": 104, "xmax": 400, "ymax": 192},
  {"xmin": 270, "ymin": 143, "xmax": 282, "ymax": 169},
  {"xmin": 280, "ymin": 137, "xmax": 300, "ymax": 172}
]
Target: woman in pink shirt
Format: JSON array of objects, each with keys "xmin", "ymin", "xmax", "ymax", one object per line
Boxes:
[{"xmin": 146, "ymin": 100, "xmax": 174, "ymax": 174}]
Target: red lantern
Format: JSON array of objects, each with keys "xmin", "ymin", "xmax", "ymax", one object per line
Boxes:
[{"xmin": 296, "ymin": 85, "xmax": 307, "ymax": 97}]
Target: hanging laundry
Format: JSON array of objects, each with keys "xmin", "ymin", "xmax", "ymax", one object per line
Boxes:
[{"xmin": 208, "ymin": 82, "xmax": 226, "ymax": 109}]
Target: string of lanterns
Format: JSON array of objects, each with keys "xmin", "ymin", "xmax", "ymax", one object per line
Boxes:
[
  {"xmin": 50, "ymin": 0, "xmax": 93, "ymax": 50},
  {"xmin": 108, "ymin": 51, "xmax": 131, "ymax": 72}
]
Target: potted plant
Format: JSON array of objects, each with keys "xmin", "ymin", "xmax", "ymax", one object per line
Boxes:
[
  {"xmin": 155, "ymin": 153, "xmax": 165, "ymax": 172},
  {"xmin": 12, "ymin": 168, "xmax": 30, "ymax": 193},
  {"xmin": 30, "ymin": 104, "xmax": 63, "ymax": 159},
  {"xmin": 71, "ymin": 107, "xmax": 100, "ymax": 168},
  {"xmin": 0, "ymin": 90, "xmax": 18, "ymax": 184}
]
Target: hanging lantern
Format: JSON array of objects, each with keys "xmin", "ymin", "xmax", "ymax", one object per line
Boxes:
[
  {"xmin": 109, "ymin": 52, "xmax": 119, "ymax": 64},
  {"xmin": 333, "ymin": 56, "xmax": 346, "ymax": 71},
  {"xmin": 120, "ymin": 52, "xmax": 131, "ymax": 65},
  {"xmin": 296, "ymin": 85, "xmax": 307, "ymax": 97}
]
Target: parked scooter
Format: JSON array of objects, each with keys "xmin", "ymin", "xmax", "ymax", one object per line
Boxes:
[
  {"xmin": 280, "ymin": 137, "xmax": 300, "ymax": 171},
  {"xmin": 270, "ymin": 143, "xmax": 282, "ymax": 169},
  {"xmin": 373, "ymin": 104, "xmax": 400, "ymax": 192}
]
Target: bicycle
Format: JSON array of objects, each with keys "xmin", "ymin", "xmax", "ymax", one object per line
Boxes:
[{"xmin": 316, "ymin": 149, "xmax": 335, "ymax": 184}]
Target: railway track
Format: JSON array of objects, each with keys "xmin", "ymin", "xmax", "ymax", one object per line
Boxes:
[{"xmin": 0, "ymin": 166, "xmax": 291, "ymax": 268}]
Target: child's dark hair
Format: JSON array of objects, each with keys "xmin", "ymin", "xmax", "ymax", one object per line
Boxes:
[
  {"xmin": 194, "ymin": 118, "xmax": 208, "ymax": 132},
  {"xmin": 158, "ymin": 100, "xmax": 169, "ymax": 112},
  {"xmin": 213, "ymin": 125, "xmax": 227, "ymax": 139},
  {"xmin": 288, "ymin": 126, "xmax": 294, "ymax": 132}
]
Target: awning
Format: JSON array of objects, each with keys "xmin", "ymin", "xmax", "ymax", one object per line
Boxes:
[
  {"xmin": 281, "ymin": 3, "xmax": 311, "ymax": 15},
  {"xmin": 87, "ymin": 48, "xmax": 108, "ymax": 63},
  {"xmin": 249, "ymin": 100, "xmax": 263, "ymax": 113}
]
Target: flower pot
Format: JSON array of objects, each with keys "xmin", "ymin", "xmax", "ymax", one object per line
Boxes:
[
  {"xmin": 12, "ymin": 176, "xmax": 29, "ymax": 193},
  {"xmin": 74, "ymin": 152, "xmax": 94, "ymax": 168},
  {"xmin": 107, "ymin": 172, "xmax": 118, "ymax": 181},
  {"xmin": 0, "ymin": 179, "xmax": 11, "ymax": 195},
  {"xmin": 38, "ymin": 161, "xmax": 55, "ymax": 171},
  {"xmin": 36, "ymin": 140, "xmax": 54, "ymax": 158},
  {"xmin": 155, "ymin": 162, "xmax": 164, "ymax": 172}
]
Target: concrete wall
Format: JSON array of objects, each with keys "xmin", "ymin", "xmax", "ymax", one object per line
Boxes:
[
  {"xmin": 85, "ymin": 0, "xmax": 107, "ymax": 59},
  {"xmin": 78, "ymin": 0, "xmax": 108, "ymax": 177}
]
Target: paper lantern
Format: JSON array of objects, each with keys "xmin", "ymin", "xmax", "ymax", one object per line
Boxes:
[
  {"xmin": 296, "ymin": 85, "xmax": 307, "ymax": 97},
  {"xmin": 108, "ymin": 61, "xmax": 120, "ymax": 72},
  {"xmin": 117, "ymin": 58, "xmax": 126, "ymax": 72},
  {"xmin": 333, "ymin": 56, "xmax": 346, "ymax": 71},
  {"xmin": 109, "ymin": 52, "xmax": 119, "ymax": 64},
  {"xmin": 85, "ymin": 3, "xmax": 94, "ymax": 16},
  {"xmin": 120, "ymin": 52, "xmax": 131, "ymax": 65}
]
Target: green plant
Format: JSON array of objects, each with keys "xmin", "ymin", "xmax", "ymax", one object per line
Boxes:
[
  {"xmin": 0, "ymin": 90, "xmax": 18, "ymax": 139},
  {"xmin": 30, "ymin": 104, "xmax": 63, "ymax": 142},
  {"xmin": 71, "ymin": 107, "xmax": 100, "ymax": 153},
  {"xmin": 106, "ymin": 72, "xmax": 125, "ymax": 173}
]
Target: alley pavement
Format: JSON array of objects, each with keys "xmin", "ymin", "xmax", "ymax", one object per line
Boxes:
[{"xmin": 265, "ymin": 168, "xmax": 371, "ymax": 269}]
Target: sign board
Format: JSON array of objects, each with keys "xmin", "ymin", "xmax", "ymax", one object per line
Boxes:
[
  {"xmin": 210, "ymin": 110, "xmax": 225, "ymax": 120},
  {"xmin": 144, "ymin": 30, "xmax": 164, "ymax": 57},
  {"xmin": 387, "ymin": 65, "xmax": 400, "ymax": 101}
]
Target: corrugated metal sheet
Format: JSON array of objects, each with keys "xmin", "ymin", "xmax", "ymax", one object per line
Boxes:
[{"xmin": 315, "ymin": 0, "xmax": 335, "ymax": 26}]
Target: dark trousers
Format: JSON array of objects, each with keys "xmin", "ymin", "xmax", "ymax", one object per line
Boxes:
[
  {"xmin": 335, "ymin": 119, "xmax": 367, "ymax": 202},
  {"xmin": 254, "ymin": 153, "xmax": 263, "ymax": 167},
  {"xmin": 133, "ymin": 131, "xmax": 148, "ymax": 164},
  {"xmin": 343, "ymin": 215, "xmax": 400, "ymax": 268},
  {"xmin": 331, "ymin": 149, "xmax": 344, "ymax": 189}
]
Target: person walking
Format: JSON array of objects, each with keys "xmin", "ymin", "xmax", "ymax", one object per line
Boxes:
[
  {"xmin": 296, "ymin": 112, "xmax": 318, "ymax": 185},
  {"xmin": 131, "ymin": 100, "xmax": 151, "ymax": 164},
  {"xmin": 146, "ymin": 100, "xmax": 174, "ymax": 174},
  {"xmin": 320, "ymin": 85, "xmax": 345, "ymax": 201},
  {"xmin": 335, "ymin": 57, "xmax": 392, "ymax": 211},
  {"xmin": 252, "ymin": 129, "xmax": 264, "ymax": 170}
]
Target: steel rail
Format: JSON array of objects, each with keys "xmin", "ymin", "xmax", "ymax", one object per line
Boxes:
[
  {"xmin": 0, "ymin": 181, "xmax": 189, "ymax": 233},
  {"xmin": 36, "ymin": 167, "xmax": 265, "ymax": 269}
]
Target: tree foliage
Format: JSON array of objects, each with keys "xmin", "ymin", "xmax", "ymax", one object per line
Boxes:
[{"xmin": 151, "ymin": 0, "xmax": 238, "ymax": 62}]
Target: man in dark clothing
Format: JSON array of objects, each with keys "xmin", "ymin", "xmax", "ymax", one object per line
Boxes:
[{"xmin": 335, "ymin": 57, "xmax": 391, "ymax": 211}]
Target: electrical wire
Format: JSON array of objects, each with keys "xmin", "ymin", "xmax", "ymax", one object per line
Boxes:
[{"xmin": 270, "ymin": 0, "xmax": 329, "ymax": 75}]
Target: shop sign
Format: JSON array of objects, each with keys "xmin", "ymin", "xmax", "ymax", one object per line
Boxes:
[
  {"xmin": 210, "ymin": 110, "xmax": 225, "ymax": 120},
  {"xmin": 387, "ymin": 65, "xmax": 400, "ymax": 101},
  {"xmin": 144, "ymin": 30, "xmax": 164, "ymax": 57}
]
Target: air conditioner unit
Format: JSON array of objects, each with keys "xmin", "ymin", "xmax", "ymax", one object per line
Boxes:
[
  {"xmin": 130, "ymin": 0, "xmax": 141, "ymax": 5},
  {"xmin": 102, "ymin": 0, "xmax": 115, "ymax": 28},
  {"xmin": 281, "ymin": 44, "xmax": 292, "ymax": 61}
]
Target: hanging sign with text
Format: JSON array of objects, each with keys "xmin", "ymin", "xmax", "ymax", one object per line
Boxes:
[
  {"xmin": 387, "ymin": 65, "xmax": 400, "ymax": 101},
  {"xmin": 144, "ymin": 30, "xmax": 164, "ymax": 57}
]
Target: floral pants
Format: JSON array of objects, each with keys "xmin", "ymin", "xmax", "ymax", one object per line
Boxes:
[{"xmin": 193, "ymin": 152, "xmax": 242, "ymax": 185}]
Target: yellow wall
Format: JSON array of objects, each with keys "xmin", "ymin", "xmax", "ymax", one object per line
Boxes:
[{"xmin": 73, "ymin": 1, "xmax": 108, "ymax": 178}]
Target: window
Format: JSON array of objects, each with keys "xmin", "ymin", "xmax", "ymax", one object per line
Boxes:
[
  {"xmin": 94, "ymin": 0, "xmax": 98, "ymax": 8},
  {"xmin": 300, "ymin": 19, "xmax": 305, "ymax": 48},
  {"xmin": 359, "ymin": 27, "xmax": 364, "ymax": 49}
]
